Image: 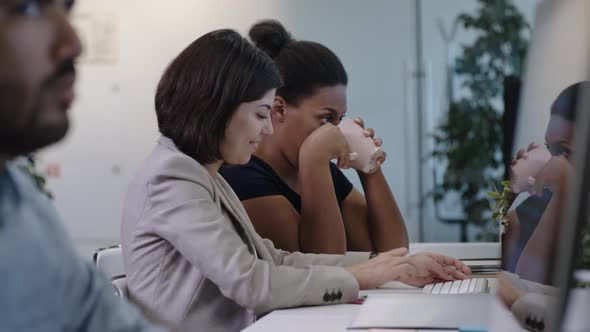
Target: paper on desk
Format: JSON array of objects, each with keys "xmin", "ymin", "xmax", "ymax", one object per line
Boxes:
[
  {"xmin": 368, "ymin": 330, "xmax": 456, "ymax": 332},
  {"xmin": 368, "ymin": 329, "xmax": 417, "ymax": 331},
  {"xmin": 377, "ymin": 281, "xmax": 420, "ymax": 290},
  {"xmin": 348, "ymin": 294, "xmax": 491, "ymax": 329}
]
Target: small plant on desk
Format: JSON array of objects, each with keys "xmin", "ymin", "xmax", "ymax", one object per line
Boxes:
[{"xmin": 487, "ymin": 180, "xmax": 515, "ymax": 236}]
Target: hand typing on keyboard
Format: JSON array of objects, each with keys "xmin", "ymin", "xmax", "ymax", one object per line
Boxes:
[
  {"xmin": 346, "ymin": 249, "xmax": 471, "ymax": 289},
  {"xmin": 395, "ymin": 252, "xmax": 472, "ymax": 287}
]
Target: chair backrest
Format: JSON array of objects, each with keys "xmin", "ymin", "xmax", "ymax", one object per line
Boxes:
[
  {"xmin": 93, "ymin": 245, "xmax": 125, "ymax": 279},
  {"xmin": 111, "ymin": 276, "xmax": 128, "ymax": 298}
]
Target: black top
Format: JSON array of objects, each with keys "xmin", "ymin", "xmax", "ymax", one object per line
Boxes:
[
  {"xmin": 505, "ymin": 188, "xmax": 552, "ymax": 272},
  {"xmin": 219, "ymin": 155, "xmax": 353, "ymax": 214}
]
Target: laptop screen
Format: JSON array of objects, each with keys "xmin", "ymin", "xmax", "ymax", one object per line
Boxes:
[{"xmin": 502, "ymin": 0, "xmax": 590, "ymax": 330}]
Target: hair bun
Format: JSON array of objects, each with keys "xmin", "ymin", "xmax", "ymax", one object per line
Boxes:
[{"xmin": 249, "ymin": 19, "xmax": 293, "ymax": 58}]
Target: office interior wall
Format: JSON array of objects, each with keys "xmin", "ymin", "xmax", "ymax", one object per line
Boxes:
[
  {"xmin": 42, "ymin": 0, "xmax": 418, "ymax": 256},
  {"xmin": 38, "ymin": 0, "xmax": 540, "ymax": 256}
]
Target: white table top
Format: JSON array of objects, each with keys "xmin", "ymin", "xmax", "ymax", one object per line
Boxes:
[
  {"xmin": 243, "ymin": 287, "xmax": 422, "ymax": 332},
  {"xmin": 244, "ymin": 242, "xmax": 519, "ymax": 332},
  {"xmin": 244, "ymin": 243, "xmax": 589, "ymax": 332},
  {"xmin": 243, "ymin": 303, "xmax": 361, "ymax": 332},
  {"xmin": 244, "ymin": 243, "xmax": 522, "ymax": 332},
  {"xmin": 244, "ymin": 287, "xmax": 526, "ymax": 332}
]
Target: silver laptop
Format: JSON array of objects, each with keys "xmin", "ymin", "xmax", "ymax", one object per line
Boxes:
[{"xmin": 349, "ymin": 0, "xmax": 589, "ymax": 329}]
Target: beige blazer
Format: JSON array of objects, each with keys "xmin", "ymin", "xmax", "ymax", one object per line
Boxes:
[
  {"xmin": 504, "ymin": 272, "xmax": 558, "ymax": 332},
  {"xmin": 121, "ymin": 136, "xmax": 368, "ymax": 332}
]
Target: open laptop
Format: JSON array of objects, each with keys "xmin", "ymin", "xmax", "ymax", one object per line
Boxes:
[
  {"xmin": 420, "ymin": 0, "xmax": 590, "ymax": 301},
  {"xmin": 349, "ymin": 0, "xmax": 590, "ymax": 329},
  {"xmin": 548, "ymin": 46, "xmax": 590, "ymax": 332}
]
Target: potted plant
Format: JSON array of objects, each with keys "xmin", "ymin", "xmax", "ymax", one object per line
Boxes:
[{"xmin": 431, "ymin": 0, "xmax": 530, "ymax": 241}]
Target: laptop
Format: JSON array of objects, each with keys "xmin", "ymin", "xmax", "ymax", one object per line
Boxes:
[
  {"xmin": 349, "ymin": 0, "xmax": 590, "ymax": 329},
  {"xmin": 348, "ymin": 294, "xmax": 493, "ymax": 330}
]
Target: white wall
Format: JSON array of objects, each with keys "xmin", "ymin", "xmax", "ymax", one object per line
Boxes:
[
  {"xmin": 37, "ymin": 0, "xmax": 543, "ymax": 256},
  {"xmin": 41, "ymin": 0, "xmax": 419, "ymax": 256}
]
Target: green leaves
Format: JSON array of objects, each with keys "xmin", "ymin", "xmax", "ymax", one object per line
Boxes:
[
  {"xmin": 487, "ymin": 191, "xmax": 501, "ymax": 199},
  {"xmin": 19, "ymin": 155, "xmax": 53, "ymax": 200},
  {"xmin": 487, "ymin": 181, "xmax": 515, "ymax": 227},
  {"xmin": 430, "ymin": 0, "xmax": 529, "ymax": 237}
]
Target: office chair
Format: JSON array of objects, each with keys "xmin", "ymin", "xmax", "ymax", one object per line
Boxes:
[
  {"xmin": 93, "ymin": 245, "xmax": 124, "ymax": 278},
  {"xmin": 93, "ymin": 245, "xmax": 127, "ymax": 298},
  {"xmin": 111, "ymin": 275, "xmax": 128, "ymax": 298}
]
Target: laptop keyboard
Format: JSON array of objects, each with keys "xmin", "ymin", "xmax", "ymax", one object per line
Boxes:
[{"xmin": 423, "ymin": 278, "xmax": 489, "ymax": 295}]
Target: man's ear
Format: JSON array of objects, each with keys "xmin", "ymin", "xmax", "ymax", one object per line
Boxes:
[{"xmin": 272, "ymin": 96, "xmax": 287, "ymax": 122}]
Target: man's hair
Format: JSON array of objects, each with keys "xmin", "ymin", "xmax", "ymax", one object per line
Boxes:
[{"xmin": 155, "ymin": 29, "xmax": 283, "ymax": 164}]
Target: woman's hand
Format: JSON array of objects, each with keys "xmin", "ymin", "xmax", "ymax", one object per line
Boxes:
[
  {"xmin": 511, "ymin": 142, "xmax": 540, "ymax": 166},
  {"xmin": 528, "ymin": 155, "xmax": 572, "ymax": 196},
  {"xmin": 353, "ymin": 117, "xmax": 387, "ymax": 169},
  {"xmin": 397, "ymin": 252, "xmax": 471, "ymax": 287},
  {"xmin": 496, "ymin": 272, "xmax": 525, "ymax": 308},
  {"xmin": 345, "ymin": 248, "xmax": 412, "ymax": 290},
  {"xmin": 345, "ymin": 248, "xmax": 471, "ymax": 289},
  {"xmin": 299, "ymin": 123, "xmax": 352, "ymax": 169}
]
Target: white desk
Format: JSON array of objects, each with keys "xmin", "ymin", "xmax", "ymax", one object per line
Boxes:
[
  {"xmin": 245, "ymin": 287, "xmax": 590, "ymax": 332},
  {"xmin": 244, "ymin": 288, "xmax": 526, "ymax": 332},
  {"xmin": 244, "ymin": 242, "xmax": 523, "ymax": 332},
  {"xmin": 243, "ymin": 303, "xmax": 360, "ymax": 332}
]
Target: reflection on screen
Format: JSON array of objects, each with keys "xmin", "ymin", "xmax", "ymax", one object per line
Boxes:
[{"xmin": 498, "ymin": 1, "xmax": 590, "ymax": 330}]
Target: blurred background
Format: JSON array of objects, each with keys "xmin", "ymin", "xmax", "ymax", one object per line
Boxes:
[{"xmin": 31, "ymin": 0, "xmax": 589, "ymax": 255}]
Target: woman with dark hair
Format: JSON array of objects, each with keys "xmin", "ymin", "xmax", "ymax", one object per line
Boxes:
[
  {"xmin": 121, "ymin": 29, "xmax": 470, "ymax": 331},
  {"xmin": 497, "ymin": 81, "xmax": 589, "ymax": 331},
  {"xmin": 220, "ymin": 20, "xmax": 408, "ymax": 255},
  {"xmin": 504, "ymin": 81, "xmax": 588, "ymax": 283}
]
